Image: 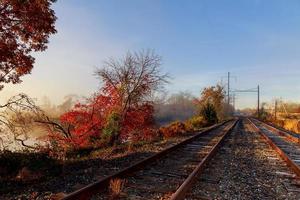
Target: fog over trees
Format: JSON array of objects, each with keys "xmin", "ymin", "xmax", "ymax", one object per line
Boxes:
[{"xmin": 154, "ymin": 91, "xmax": 197, "ymax": 125}]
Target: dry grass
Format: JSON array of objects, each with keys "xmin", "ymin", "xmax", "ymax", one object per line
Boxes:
[
  {"xmin": 282, "ymin": 119, "xmax": 300, "ymax": 133},
  {"xmin": 109, "ymin": 178, "xmax": 126, "ymax": 199},
  {"xmin": 272, "ymin": 118, "xmax": 300, "ymax": 133}
]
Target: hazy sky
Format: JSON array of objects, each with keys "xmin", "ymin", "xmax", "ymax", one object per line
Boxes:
[{"xmin": 3, "ymin": 0, "xmax": 300, "ymax": 109}]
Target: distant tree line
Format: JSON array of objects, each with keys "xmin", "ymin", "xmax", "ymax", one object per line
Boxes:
[{"xmin": 154, "ymin": 92, "xmax": 196, "ymax": 126}]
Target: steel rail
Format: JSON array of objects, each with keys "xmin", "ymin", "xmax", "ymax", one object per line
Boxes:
[
  {"xmin": 61, "ymin": 120, "xmax": 232, "ymax": 200},
  {"xmin": 248, "ymin": 118, "xmax": 300, "ymax": 177},
  {"xmin": 170, "ymin": 119, "xmax": 238, "ymax": 200},
  {"xmin": 252, "ymin": 118, "xmax": 300, "ymax": 144}
]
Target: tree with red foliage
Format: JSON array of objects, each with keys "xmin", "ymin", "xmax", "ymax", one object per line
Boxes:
[
  {"xmin": 58, "ymin": 82, "xmax": 121, "ymax": 148},
  {"xmin": 121, "ymin": 103, "xmax": 155, "ymax": 142},
  {"xmin": 0, "ymin": 51, "xmax": 167, "ymax": 151},
  {"xmin": 95, "ymin": 50, "xmax": 168, "ymax": 145},
  {"xmin": 0, "ymin": 0, "xmax": 56, "ymax": 90},
  {"xmin": 56, "ymin": 50, "xmax": 168, "ymax": 148}
]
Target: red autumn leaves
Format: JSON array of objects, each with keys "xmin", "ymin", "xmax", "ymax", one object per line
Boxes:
[
  {"xmin": 51, "ymin": 51, "xmax": 168, "ymax": 148},
  {"xmin": 0, "ymin": 0, "xmax": 56, "ymax": 89},
  {"xmin": 56, "ymin": 82, "xmax": 155, "ymax": 148},
  {"xmin": 0, "ymin": 1, "xmax": 167, "ymax": 150}
]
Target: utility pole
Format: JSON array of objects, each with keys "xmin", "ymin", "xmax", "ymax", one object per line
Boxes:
[
  {"xmin": 233, "ymin": 85, "xmax": 260, "ymax": 117},
  {"xmin": 227, "ymin": 72, "xmax": 230, "ymax": 106},
  {"xmin": 232, "ymin": 93, "xmax": 236, "ymax": 113},
  {"xmin": 274, "ymin": 99, "xmax": 277, "ymax": 120},
  {"xmin": 257, "ymin": 85, "xmax": 260, "ymax": 118}
]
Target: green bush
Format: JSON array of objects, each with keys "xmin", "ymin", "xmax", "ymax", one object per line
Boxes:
[
  {"xmin": 200, "ymin": 102, "xmax": 218, "ymax": 125},
  {"xmin": 102, "ymin": 112, "xmax": 121, "ymax": 146}
]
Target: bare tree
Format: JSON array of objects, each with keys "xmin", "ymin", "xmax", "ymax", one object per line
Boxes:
[
  {"xmin": 0, "ymin": 94, "xmax": 71, "ymax": 150},
  {"xmin": 1, "ymin": 50, "xmax": 169, "ymax": 149},
  {"xmin": 95, "ymin": 50, "xmax": 169, "ymax": 144},
  {"xmin": 96, "ymin": 50, "xmax": 169, "ymax": 111},
  {"xmin": 0, "ymin": 94, "xmax": 39, "ymax": 149}
]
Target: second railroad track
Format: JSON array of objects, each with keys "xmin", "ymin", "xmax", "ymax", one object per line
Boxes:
[{"xmin": 61, "ymin": 120, "xmax": 238, "ymax": 200}]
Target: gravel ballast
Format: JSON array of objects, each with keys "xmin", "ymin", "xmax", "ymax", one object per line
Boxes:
[{"xmin": 185, "ymin": 119, "xmax": 300, "ymax": 200}]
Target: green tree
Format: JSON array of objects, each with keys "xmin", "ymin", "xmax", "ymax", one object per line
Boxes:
[
  {"xmin": 195, "ymin": 84, "xmax": 226, "ymax": 121},
  {"xmin": 200, "ymin": 102, "xmax": 218, "ymax": 125}
]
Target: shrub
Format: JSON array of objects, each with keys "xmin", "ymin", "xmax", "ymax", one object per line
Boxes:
[
  {"xmin": 184, "ymin": 116, "xmax": 206, "ymax": 131},
  {"xmin": 159, "ymin": 121, "xmax": 186, "ymax": 138},
  {"xmin": 184, "ymin": 120, "xmax": 194, "ymax": 132},
  {"xmin": 101, "ymin": 112, "xmax": 121, "ymax": 146},
  {"xmin": 200, "ymin": 102, "xmax": 218, "ymax": 125},
  {"xmin": 128, "ymin": 129, "xmax": 159, "ymax": 144}
]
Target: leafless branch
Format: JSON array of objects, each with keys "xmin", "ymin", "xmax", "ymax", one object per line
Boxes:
[
  {"xmin": 0, "ymin": 93, "xmax": 71, "ymax": 149},
  {"xmin": 95, "ymin": 49, "xmax": 169, "ymax": 115}
]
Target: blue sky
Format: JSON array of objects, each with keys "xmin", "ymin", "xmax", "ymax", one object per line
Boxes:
[{"xmin": 3, "ymin": 0, "xmax": 300, "ymax": 109}]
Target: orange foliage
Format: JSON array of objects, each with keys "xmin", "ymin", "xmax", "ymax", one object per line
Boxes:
[
  {"xmin": 159, "ymin": 116, "xmax": 207, "ymax": 139},
  {"xmin": 159, "ymin": 121, "xmax": 186, "ymax": 138},
  {"xmin": 184, "ymin": 116, "xmax": 206, "ymax": 132}
]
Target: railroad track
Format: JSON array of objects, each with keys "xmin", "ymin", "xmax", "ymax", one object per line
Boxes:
[
  {"xmin": 61, "ymin": 120, "xmax": 237, "ymax": 200},
  {"xmin": 183, "ymin": 118, "xmax": 300, "ymax": 199},
  {"xmin": 253, "ymin": 118, "xmax": 300, "ymax": 144},
  {"xmin": 248, "ymin": 118, "xmax": 300, "ymax": 188}
]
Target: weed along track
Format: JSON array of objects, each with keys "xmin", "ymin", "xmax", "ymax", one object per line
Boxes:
[{"xmin": 61, "ymin": 120, "xmax": 237, "ymax": 200}]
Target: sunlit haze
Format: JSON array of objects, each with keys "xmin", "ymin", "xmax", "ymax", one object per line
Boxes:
[{"xmin": 3, "ymin": 0, "xmax": 300, "ymax": 109}]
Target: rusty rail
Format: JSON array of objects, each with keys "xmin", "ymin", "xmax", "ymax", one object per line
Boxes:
[
  {"xmin": 252, "ymin": 118, "xmax": 300, "ymax": 144},
  {"xmin": 248, "ymin": 118, "xmax": 300, "ymax": 177},
  {"xmin": 170, "ymin": 119, "xmax": 238, "ymax": 200},
  {"xmin": 61, "ymin": 120, "xmax": 232, "ymax": 200}
]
